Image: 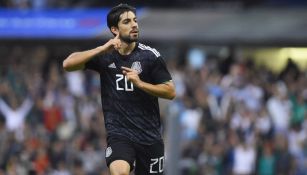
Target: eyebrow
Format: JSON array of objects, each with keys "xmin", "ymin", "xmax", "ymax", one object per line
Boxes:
[{"xmin": 122, "ymin": 17, "xmax": 137, "ymax": 22}]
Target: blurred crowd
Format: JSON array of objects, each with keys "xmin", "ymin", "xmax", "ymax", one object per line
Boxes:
[
  {"xmin": 0, "ymin": 45, "xmax": 306, "ymax": 175},
  {"xmin": 0, "ymin": 46, "xmax": 108, "ymax": 175},
  {"xmin": 171, "ymin": 50, "xmax": 307, "ymax": 175}
]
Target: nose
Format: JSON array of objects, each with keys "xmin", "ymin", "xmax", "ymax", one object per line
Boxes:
[{"xmin": 131, "ymin": 20, "xmax": 138, "ymax": 27}]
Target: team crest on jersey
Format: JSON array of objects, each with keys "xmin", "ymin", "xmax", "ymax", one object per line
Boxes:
[
  {"xmin": 106, "ymin": 147, "xmax": 112, "ymax": 158},
  {"xmin": 131, "ymin": 61, "xmax": 142, "ymax": 74}
]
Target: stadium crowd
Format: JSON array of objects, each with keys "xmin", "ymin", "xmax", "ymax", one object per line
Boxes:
[
  {"xmin": 0, "ymin": 45, "xmax": 306, "ymax": 175},
  {"xmin": 172, "ymin": 51, "xmax": 307, "ymax": 175}
]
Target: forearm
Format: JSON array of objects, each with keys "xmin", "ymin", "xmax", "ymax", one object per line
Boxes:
[
  {"xmin": 19, "ymin": 98, "xmax": 33, "ymax": 118},
  {"xmin": 0, "ymin": 99, "xmax": 11, "ymax": 117},
  {"xmin": 63, "ymin": 46, "xmax": 106, "ymax": 71},
  {"xmin": 137, "ymin": 81, "xmax": 176, "ymax": 100}
]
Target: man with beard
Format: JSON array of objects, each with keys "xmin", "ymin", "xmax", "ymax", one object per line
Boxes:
[{"xmin": 63, "ymin": 4, "xmax": 176, "ymax": 175}]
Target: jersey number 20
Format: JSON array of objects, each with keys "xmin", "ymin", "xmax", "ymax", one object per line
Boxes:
[
  {"xmin": 116, "ymin": 74, "xmax": 134, "ymax": 91},
  {"xmin": 150, "ymin": 156, "xmax": 164, "ymax": 173}
]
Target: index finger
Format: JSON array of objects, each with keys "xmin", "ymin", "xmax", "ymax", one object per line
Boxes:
[
  {"xmin": 121, "ymin": 66, "xmax": 133, "ymax": 72},
  {"xmin": 115, "ymin": 33, "xmax": 120, "ymax": 39}
]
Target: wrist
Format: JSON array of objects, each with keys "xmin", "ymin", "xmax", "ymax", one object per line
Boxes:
[{"xmin": 136, "ymin": 80, "xmax": 145, "ymax": 89}]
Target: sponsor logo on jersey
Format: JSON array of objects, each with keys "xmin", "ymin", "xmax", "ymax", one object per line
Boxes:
[
  {"xmin": 106, "ymin": 147, "xmax": 112, "ymax": 158},
  {"xmin": 131, "ymin": 61, "xmax": 142, "ymax": 74}
]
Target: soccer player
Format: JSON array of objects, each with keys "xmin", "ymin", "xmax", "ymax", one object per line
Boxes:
[{"xmin": 63, "ymin": 4, "xmax": 175, "ymax": 175}]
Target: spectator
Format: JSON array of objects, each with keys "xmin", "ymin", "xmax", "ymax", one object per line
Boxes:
[{"xmin": 0, "ymin": 96, "xmax": 33, "ymax": 140}]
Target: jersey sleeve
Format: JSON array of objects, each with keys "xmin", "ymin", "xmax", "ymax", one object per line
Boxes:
[
  {"xmin": 150, "ymin": 56, "xmax": 172, "ymax": 84},
  {"xmin": 84, "ymin": 56, "xmax": 104, "ymax": 72}
]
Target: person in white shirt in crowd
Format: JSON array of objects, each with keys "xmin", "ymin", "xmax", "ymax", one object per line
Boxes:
[
  {"xmin": 255, "ymin": 107, "xmax": 273, "ymax": 137},
  {"xmin": 232, "ymin": 137, "xmax": 256, "ymax": 175},
  {"xmin": 0, "ymin": 95, "xmax": 33, "ymax": 141},
  {"xmin": 267, "ymin": 81, "xmax": 292, "ymax": 134}
]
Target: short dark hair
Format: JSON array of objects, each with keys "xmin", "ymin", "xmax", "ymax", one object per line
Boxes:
[{"xmin": 107, "ymin": 4, "xmax": 136, "ymax": 33}]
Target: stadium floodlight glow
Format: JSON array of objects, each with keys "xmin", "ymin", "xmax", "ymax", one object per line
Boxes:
[{"xmin": 242, "ymin": 47, "xmax": 307, "ymax": 73}]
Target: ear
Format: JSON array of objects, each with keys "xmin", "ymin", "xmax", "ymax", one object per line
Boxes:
[{"xmin": 111, "ymin": 27, "xmax": 119, "ymax": 36}]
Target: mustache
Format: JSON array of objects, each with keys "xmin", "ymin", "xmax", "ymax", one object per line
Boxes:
[{"xmin": 130, "ymin": 29, "xmax": 139, "ymax": 33}]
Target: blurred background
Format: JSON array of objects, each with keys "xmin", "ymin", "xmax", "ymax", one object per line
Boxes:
[{"xmin": 0, "ymin": 0, "xmax": 306, "ymax": 175}]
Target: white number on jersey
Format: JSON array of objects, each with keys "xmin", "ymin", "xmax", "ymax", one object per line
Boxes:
[
  {"xmin": 150, "ymin": 156, "xmax": 164, "ymax": 173},
  {"xmin": 116, "ymin": 74, "xmax": 134, "ymax": 91}
]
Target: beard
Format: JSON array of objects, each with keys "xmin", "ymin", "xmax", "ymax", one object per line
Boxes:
[{"xmin": 120, "ymin": 33, "xmax": 138, "ymax": 43}]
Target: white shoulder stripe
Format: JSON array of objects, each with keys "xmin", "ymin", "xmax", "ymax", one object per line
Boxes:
[
  {"xmin": 138, "ymin": 44, "xmax": 160, "ymax": 57},
  {"xmin": 138, "ymin": 43, "xmax": 161, "ymax": 57},
  {"xmin": 139, "ymin": 45, "xmax": 160, "ymax": 57},
  {"xmin": 140, "ymin": 44, "xmax": 160, "ymax": 57}
]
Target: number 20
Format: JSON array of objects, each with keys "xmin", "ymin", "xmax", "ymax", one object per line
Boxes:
[
  {"xmin": 150, "ymin": 156, "xmax": 164, "ymax": 174},
  {"xmin": 116, "ymin": 74, "xmax": 134, "ymax": 91}
]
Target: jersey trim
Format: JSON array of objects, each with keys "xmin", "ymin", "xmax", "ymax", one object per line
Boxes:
[
  {"xmin": 138, "ymin": 43, "xmax": 161, "ymax": 58},
  {"xmin": 161, "ymin": 80, "xmax": 173, "ymax": 84}
]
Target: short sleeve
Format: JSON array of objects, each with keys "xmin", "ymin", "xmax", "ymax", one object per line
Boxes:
[
  {"xmin": 85, "ymin": 56, "xmax": 103, "ymax": 72},
  {"xmin": 150, "ymin": 56, "xmax": 172, "ymax": 84}
]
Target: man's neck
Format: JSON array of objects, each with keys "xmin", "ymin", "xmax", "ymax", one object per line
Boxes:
[{"xmin": 118, "ymin": 42, "xmax": 136, "ymax": 55}]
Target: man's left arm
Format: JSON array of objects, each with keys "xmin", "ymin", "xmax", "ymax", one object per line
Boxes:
[{"xmin": 122, "ymin": 67, "xmax": 176, "ymax": 100}]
